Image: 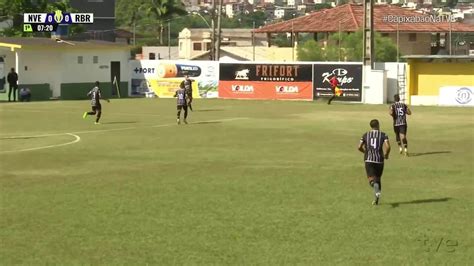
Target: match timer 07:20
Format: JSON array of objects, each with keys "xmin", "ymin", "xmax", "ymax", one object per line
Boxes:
[{"xmin": 23, "ymin": 24, "xmax": 58, "ymax": 33}]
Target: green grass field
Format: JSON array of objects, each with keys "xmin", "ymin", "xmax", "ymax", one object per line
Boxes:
[{"xmin": 0, "ymin": 98, "xmax": 472, "ymax": 265}]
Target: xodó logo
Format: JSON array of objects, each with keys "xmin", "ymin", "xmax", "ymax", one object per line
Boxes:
[
  {"xmin": 276, "ymin": 86, "xmax": 299, "ymax": 93},
  {"xmin": 455, "ymin": 87, "xmax": 472, "ymax": 104},
  {"xmin": 322, "ymin": 68, "xmax": 354, "ymax": 85},
  {"xmin": 235, "ymin": 69, "xmax": 250, "ymax": 80},
  {"xmin": 232, "ymin": 85, "xmax": 254, "ymax": 92}
]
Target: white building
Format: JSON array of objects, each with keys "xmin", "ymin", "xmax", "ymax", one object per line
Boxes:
[
  {"xmin": 274, "ymin": 8, "xmax": 285, "ymax": 19},
  {"xmin": 178, "ymin": 28, "xmax": 268, "ymax": 60},
  {"xmin": 0, "ymin": 37, "xmax": 130, "ymax": 100}
]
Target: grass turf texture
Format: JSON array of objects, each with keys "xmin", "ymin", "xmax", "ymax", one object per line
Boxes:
[{"xmin": 0, "ymin": 99, "xmax": 472, "ymax": 264}]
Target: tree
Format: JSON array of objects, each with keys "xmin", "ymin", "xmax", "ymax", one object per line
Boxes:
[
  {"xmin": 297, "ymin": 30, "xmax": 398, "ymax": 62},
  {"xmin": 297, "ymin": 40, "xmax": 325, "ymax": 61},
  {"xmin": 314, "ymin": 3, "xmax": 333, "ymax": 11},
  {"xmin": 147, "ymin": 0, "xmax": 187, "ymax": 45}
]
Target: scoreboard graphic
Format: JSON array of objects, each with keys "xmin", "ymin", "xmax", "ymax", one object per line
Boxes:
[{"xmin": 23, "ymin": 10, "xmax": 93, "ymax": 32}]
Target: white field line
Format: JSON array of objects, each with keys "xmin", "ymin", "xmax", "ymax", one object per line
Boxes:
[
  {"xmin": 0, "ymin": 108, "xmax": 163, "ymax": 117},
  {"xmin": 0, "ymin": 117, "xmax": 248, "ymax": 153},
  {"xmin": 0, "ymin": 133, "xmax": 81, "ymax": 153}
]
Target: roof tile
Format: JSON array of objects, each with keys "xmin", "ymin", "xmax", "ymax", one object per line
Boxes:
[{"xmin": 254, "ymin": 4, "xmax": 474, "ymax": 33}]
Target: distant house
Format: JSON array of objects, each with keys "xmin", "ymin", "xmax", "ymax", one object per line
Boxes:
[
  {"xmin": 191, "ymin": 46, "xmax": 296, "ymax": 61},
  {"xmin": 139, "ymin": 46, "xmax": 180, "ymax": 60},
  {"xmin": 0, "ymin": 37, "xmax": 130, "ymax": 100},
  {"xmin": 178, "ymin": 28, "xmax": 268, "ymax": 60},
  {"xmin": 254, "ymin": 4, "xmax": 474, "ymax": 56}
]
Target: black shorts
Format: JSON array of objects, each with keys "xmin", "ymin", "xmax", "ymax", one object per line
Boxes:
[
  {"xmin": 365, "ymin": 162, "xmax": 384, "ymax": 178},
  {"xmin": 394, "ymin": 125, "xmax": 407, "ymax": 135},
  {"xmin": 92, "ymin": 104, "xmax": 101, "ymax": 112},
  {"xmin": 177, "ymin": 105, "xmax": 188, "ymax": 111}
]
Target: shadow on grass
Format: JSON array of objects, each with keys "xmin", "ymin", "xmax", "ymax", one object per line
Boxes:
[
  {"xmin": 190, "ymin": 121, "xmax": 223, "ymax": 125},
  {"xmin": 409, "ymin": 151, "xmax": 452, "ymax": 157},
  {"xmin": 389, "ymin": 197, "xmax": 452, "ymax": 208},
  {"xmin": 0, "ymin": 136, "xmax": 40, "ymax": 140},
  {"xmin": 102, "ymin": 121, "xmax": 138, "ymax": 125},
  {"xmin": 192, "ymin": 109, "xmax": 225, "ymax": 112}
]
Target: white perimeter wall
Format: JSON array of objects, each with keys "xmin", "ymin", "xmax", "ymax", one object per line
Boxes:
[
  {"xmin": 9, "ymin": 49, "xmax": 63, "ymax": 96},
  {"xmin": 363, "ymin": 67, "xmax": 387, "ymax": 104},
  {"xmin": 374, "ymin": 62, "xmax": 407, "ymax": 103},
  {"xmin": 60, "ymin": 49, "xmax": 131, "ymax": 95},
  {"xmin": 10, "ymin": 48, "xmax": 130, "ymax": 97}
]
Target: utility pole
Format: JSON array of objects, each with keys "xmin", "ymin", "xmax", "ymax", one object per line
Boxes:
[
  {"xmin": 338, "ymin": 20, "xmax": 341, "ymax": 62},
  {"xmin": 291, "ymin": 21, "xmax": 294, "ymax": 61},
  {"xmin": 133, "ymin": 20, "xmax": 136, "ymax": 46},
  {"xmin": 252, "ymin": 21, "xmax": 255, "ymax": 61},
  {"xmin": 211, "ymin": 0, "xmax": 216, "ymax": 60},
  {"xmin": 215, "ymin": 0, "xmax": 223, "ymax": 61},
  {"xmin": 363, "ymin": 0, "xmax": 374, "ymax": 69},
  {"xmin": 168, "ymin": 21, "xmax": 171, "ymax": 59}
]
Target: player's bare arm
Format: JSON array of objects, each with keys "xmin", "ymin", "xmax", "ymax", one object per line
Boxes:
[
  {"xmin": 98, "ymin": 90, "xmax": 110, "ymax": 102},
  {"xmin": 383, "ymin": 140, "xmax": 391, "ymax": 159},
  {"xmin": 407, "ymin": 107, "xmax": 412, "ymax": 115},
  {"xmin": 358, "ymin": 141, "xmax": 366, "ymax": 153}
]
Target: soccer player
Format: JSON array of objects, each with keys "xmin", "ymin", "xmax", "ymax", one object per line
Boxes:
[
  {"xmin": 83, "ymin": 81, "xmax": 108, "ymax": 124},
  {"xmin": 358, "ymin": 119, "xmax": 391, "ymax": 205},
  {"xmin": 389, "ymin": 94, "xmax": 412, "ymax": 156},
  {"xmin": 327, "ymin": 74, "xmax": 342, "ymax": 105},
  {"xmin": 174, "ymin": 86, "xmax": 188, "ymax": 125},
  {"xmin": 180, "ymin": 75, "xmax": 194, "ymax": 111}
]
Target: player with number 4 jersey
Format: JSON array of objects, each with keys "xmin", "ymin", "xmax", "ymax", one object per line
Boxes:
[
  {"xmin": 358, "ymin": 119, "xmax": 391, "ymax": 205},
  {"xmin": 389, "ymin": 94, "xmax": 412, "ymax": 156}
]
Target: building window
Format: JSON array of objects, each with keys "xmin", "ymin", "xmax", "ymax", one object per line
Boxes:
[
  {"xmin": 409, "ymin": 33, "xmax": 417, "ymax": 42},
  {"xmin": 78, "ymin": 56, "xmax": 83, "ymax": 64},
  {"xmin": 193, "ymin": 42, "xmax": 202, "ymax": 51},
  {"xmin": 149, "ymin": 53, "xmax": 156, "ymax": 60},
  {"xmin": 93, "ymin": 56, "xmax": 99, "ymax": 64}
]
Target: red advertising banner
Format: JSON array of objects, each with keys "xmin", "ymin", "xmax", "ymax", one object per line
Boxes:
[
  {"xmin": 219, "ymin": 63, "xmax": 313, "ymax": 100},
  {"xmin": 219, "ymin": 81, "xmax": 313, "ymax": 100}
]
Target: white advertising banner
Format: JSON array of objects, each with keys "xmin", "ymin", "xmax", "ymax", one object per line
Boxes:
[
  {"xmin": 439, "ymin": 86, "xmax": 474, "ymax": 107},
  {"xmin": 130, "ymin": 60, "xmax": 219, "ymax": 98}
]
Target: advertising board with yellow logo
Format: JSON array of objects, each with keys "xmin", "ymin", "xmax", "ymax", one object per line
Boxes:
[{"xmin": 130, "ymin": 60, "xmax": 219, "ymax": 98}]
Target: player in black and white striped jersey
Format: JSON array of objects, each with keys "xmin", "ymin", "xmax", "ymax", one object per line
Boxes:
[
  {"xmin": 174, "ymin": 86, "xmax": 188, "ymax": 125},
  {"xmin": 83, "ymin": 81, "xmax": 109, "ymax": 124},
  {"xmin": 358, "ymin": 119, "xmax": 391, "ymax": 205},
  {"xmin": 389, "ymin": 94, "xmax": 412, "ymax": 156}
]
